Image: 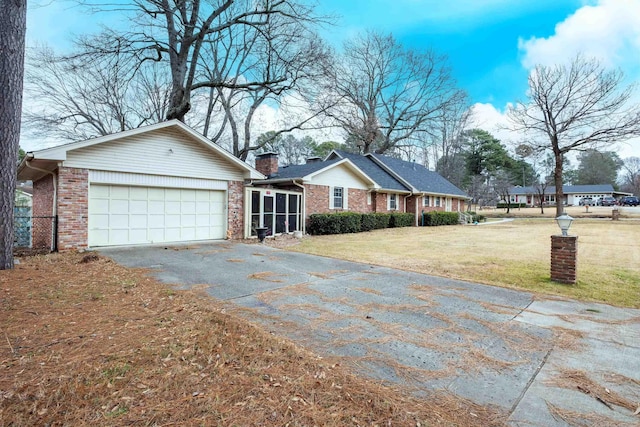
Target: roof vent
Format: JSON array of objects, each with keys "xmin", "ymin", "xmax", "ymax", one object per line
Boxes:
[{"xmin": 306, "ymin": 157, "xmax": 322, "ymax": 164}]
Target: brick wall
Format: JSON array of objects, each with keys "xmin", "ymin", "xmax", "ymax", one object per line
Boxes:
[
  {"xmin": 57, "ymin": 167, "xmax": 89, "ymax": 251},
  {"xmin": 348, "ymin": 188, "xmax": 371, "ymax": 213},
  {"xmin": 373, "ymin": 193, "xmax": 406, "ymax": 213},
  {"xmin": 550, "ymin": 235, "xmax": 577, "ymax": 284},
  {"xmin": 32, "ymin": 175, "xmax": 55, "ymax": 249},
  {"xmin": 227, "ymin": 180, "xmax": 244, "ymax": 239},
  {"xmin": 305, "ymin": 184, "xmax": 330, "ymax": 215}
]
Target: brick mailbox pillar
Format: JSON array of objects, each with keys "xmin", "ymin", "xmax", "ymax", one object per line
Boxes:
[{"xmin": 551, "ymin": 235, "xmax": 578, "ymax": 284}]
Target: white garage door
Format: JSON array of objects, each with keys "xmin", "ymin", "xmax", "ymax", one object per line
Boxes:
[{"xmin": 89, "ymin": 185, "xmax": 226, "ymax": 247}]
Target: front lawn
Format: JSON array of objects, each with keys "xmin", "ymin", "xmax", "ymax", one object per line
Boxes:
[{"xmin": 289, "ymin": 219, "xmax": 640, "ymax": 308}]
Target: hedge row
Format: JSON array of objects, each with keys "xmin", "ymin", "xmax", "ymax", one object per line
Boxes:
[
  {"xmin": 308, "ymin": 212, "xmax": 415, "ymax": 235},
  {"xmin": 420, "ymin": 211, "xmax": 460, "ymax": 226},
  {"xmin": 496, "ymin": 202, "xmax": 526, "ymax": 209}
]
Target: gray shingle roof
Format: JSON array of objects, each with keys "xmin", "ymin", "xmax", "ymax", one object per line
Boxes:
[
  {"xmin": 330, "ymin": 151, "xmax": 409, "ymax": 192},
  {"xmin": 261, "ymin": 158, "xmax": 342, "ymax": 181},
  {"xmin": 370, "ymin": 154, "xmax": 469, "ymax": 197},
  {"xmin": 258, "ymin": 151, "xmax": 468, "ymax": 198}
]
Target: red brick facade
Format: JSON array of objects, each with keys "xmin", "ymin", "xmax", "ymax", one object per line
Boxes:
[
  {"xmin": 57, "ymin": 167, "xmax": 89, "ymax": 251},
  {"xmin": 305, "ymin": 184, "xmax": 330, "ymax": 215},
  {"xmin": 227, "ymin": 180, "xmax": 244, "ymax": 239},
  {"xmin": 550, "ymin": 235, "xmax": 578, "ymax": 284},
  {"xmin": 32, "ymin": 174, "xmax": 55, "ymax": 249},
  {"xmin": 348, "ymin": 188, "xmax": 372, "ymax": 213},
  {"xmin": 255, "ymin": 153, "xmax": 278, "ymax": 177}
]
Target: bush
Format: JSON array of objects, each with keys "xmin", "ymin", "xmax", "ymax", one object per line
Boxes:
[
  {"xmin": 308, "ymin": 212, "xmax": 411, "ymax": 235},
  {"xmin": 308, "ymin": 212, "xmax": 362, "ymax": 235},
  {"xmin": 389, "ymin": 212, "xmax": 414, "ymax": 228},
  {"xmin": 496, "ymin": 202, "xmax": 526, "ymax": 209},
  {"xmin": 472, "ymin": 213, "xmax": 486, "ymax": 223},
  {"xmin": 371, "ymin": 213, "xmax": 391, "ymax": 230},
  {"xmin": 420, "ymin": 211, "xmax": 459, "ymax": 226}
]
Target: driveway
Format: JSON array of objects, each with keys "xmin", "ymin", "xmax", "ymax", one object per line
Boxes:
[{"xmin": 101, "ymin": 241, "xmax": 640, "ymax": 426}]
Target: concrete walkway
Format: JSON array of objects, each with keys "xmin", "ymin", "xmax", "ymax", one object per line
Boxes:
[{"xmin": 101, "ymin": 241, "xmax": 640, "ymax": 426}]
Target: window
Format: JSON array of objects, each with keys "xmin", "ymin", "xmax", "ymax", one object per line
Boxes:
[
  {"xmin": 423, "ymin": 196, "xmax": 430, "ymax": 207},
  {"xmin": 388, "ymin": 194, "xmax": 397, "ymax": 210},
  {"xmin": 435, "ymin": 196, "xmax": 441, "ymax": 207},
  {"xmin": 333, "ymin": 187, "xmax": 343, "ymax": 209},
  {"xmin": 367, "ymin": 192, "xmax": 372, "ymax": 205}
]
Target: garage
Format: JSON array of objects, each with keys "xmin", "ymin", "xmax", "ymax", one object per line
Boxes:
[
  {"xmin": 18, "ymin": 120, "xmax": 264, "ymax": 251},
  {"xmin": 89, "ymin": 184, "xmax": 226, "ymax": 247}
]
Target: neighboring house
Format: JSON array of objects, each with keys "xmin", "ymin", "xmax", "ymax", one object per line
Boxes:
[
  {"xmin": 509, "ymin": 185, "xmax": 631, "ymax": 207},
  {"xmin": 17, "ymin": 120, "xmax": 263, "ymax": 251},
  {"xmin": 14, "ymin": 187, "xmax": 33, "ymax": 248},
  {"xmin": 248, "ymin": 150, "xmax": 469, "ymax": 237},
  {"xmin": 17, "ymin": 121, "xmax": 469, "ymax": 250}
]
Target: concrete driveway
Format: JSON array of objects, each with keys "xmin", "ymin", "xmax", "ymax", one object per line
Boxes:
[{"xmin": 101, "ymin": 241, "xmax": 640, "ymax": 426}]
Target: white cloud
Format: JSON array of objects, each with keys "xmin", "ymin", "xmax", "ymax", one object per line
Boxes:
[
  {"xmin": 519, "ymin": 0, "xmax": 640, "ymax": 68},
  {"xmin": 468, "ymin": 102, "xmax": 521, "ymax": 146}
]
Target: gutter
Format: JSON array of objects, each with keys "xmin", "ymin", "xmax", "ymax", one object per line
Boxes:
[{"xmin": 24, "ymin": 156, "xmax": 58, "ymax": 251}]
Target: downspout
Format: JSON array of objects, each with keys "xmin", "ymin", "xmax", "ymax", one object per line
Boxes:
[
  {"xmin": 412, "ymin": 192, "xmax": 424, "ymax": 227},
  {"xmin": 24, "ymin": 157, "xmax": 57, "ymax": 251},
  {"xmin": 292, "ymin": 179, "xmax": 306, "ymax": 235}
]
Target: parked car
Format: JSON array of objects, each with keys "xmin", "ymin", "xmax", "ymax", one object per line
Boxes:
[
  {"xmin": 579, "ymin": 197, "xmax": 594, "ymax": 206},
  {"xmin": 620, "ymin": 196, "xmax": 640, "ymax": 206},
  {"xmin": 597, "ymin": 196, "xmax": 617, "ymax": 206}
]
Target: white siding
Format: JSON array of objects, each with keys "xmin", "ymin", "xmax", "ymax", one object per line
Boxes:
[
  {"xmin": 89, "ymin": 170, "xmax": 228, "ymax": 191},
  {"xmin": 309, "ymin": 164, "xmax": 370, "ymax": 189},
  {"xmin": 65, "ymin": 127, "xmax": 245, "ymax": 181}
]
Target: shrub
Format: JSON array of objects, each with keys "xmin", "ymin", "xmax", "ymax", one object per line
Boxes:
[
  {"xmin": 471, "ymin": 213, "xmax": 486, "ymax": 223},
  {"xmin": 371, "ymin": 213, "xmax": 391, "ymax": 230},
  {"xmin": 308, "ymin": 212, "xmax": 409, "ymax": 235},
  {"xmin": 496, "ymin": 202, "xmax": 526, "ymax": 209},
  {"xmin": 389, "ymin": 212, "xmax": 414, "ymax": 228},
  {"xmin": 307, "ymin": 212, "xmax": 362, "ymax": 235},
  {"xmin": 420, "ymin": 211, "xmax": 459, "ymax": 226}
]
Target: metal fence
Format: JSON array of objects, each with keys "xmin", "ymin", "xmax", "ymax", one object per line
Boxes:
[{"xmin": 13, "ymin": 215, "xmax": 57, "ymax": 253}]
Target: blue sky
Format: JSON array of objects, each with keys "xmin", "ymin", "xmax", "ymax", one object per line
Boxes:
[
  {"xmin": 316, "ymin": 0, "xmax": 584, "ymax": 107},
  {"xmin": 24, "ymin": 0, "xmax": 640, "ymax": 157}
]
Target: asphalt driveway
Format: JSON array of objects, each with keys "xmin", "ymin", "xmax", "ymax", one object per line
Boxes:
[{"xmin": 101, "ymin": 241, "xmax": 640, "ymax": 426}]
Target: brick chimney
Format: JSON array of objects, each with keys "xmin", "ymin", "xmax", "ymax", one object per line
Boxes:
[{"xmin": 255, "ymin": 152, "xmax": 278, "ymax": 177}]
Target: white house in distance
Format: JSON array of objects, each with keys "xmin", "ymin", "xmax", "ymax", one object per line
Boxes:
[{"xmin": 509, "ymin": 184, "xmax": 630, "ymax": 207}]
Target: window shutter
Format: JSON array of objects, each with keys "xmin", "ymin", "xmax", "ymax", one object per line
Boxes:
[{"xmin": 343, "ymin": 187, "xmax": 348, "ymax": 209}]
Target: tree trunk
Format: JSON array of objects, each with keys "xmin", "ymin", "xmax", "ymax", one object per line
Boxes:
[
  {"xmin": 554, "ymin": 150, "xmax": 564, "ymax": 217},
  {"xmin": 0, "ymin": 0, "xmax": 27, "ymax": 270}
]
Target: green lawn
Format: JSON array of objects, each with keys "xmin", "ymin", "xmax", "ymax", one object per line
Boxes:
[{"xmin": 289, "ymin": 219, "xmax": 640, "ymax": 308}]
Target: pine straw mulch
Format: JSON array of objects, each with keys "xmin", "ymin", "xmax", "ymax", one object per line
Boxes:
[{"xmin": 0, "ymin": 252, "xmax": 504, "ymax": 426}]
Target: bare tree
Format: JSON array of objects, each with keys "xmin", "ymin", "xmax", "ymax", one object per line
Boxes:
[
  {"xmin": 621, "ymin": 156, "xmax": 640, "ymax": 196},
  {"xmin": 23, "ymin": 44, "xmax": 171, "ymax": 141},
  {"xmin": 0, "ymin": 0, "xmax": 26, "ymax": 270},
  {"xmin": 198, "ymin": 4, "xmax": 331, "ymax": 160},
  {"xmin": 76, "ymin": 0, "xmax": 327, "ymax": 123},
  {"xmin": 326, "ymin": 31, "xmax": 466, "ymax": 154},
  {"xmin": 507, "ymin": 54, "xmax": 640, "ymax": 216},
  {"xmin": 427, "ymin": 101, "xmax": 471, "ymax": 171}
]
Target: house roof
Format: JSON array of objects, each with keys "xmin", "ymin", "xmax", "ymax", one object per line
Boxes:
[
  {"xmin": 510, "ymin": 184, "xmax": 616, "ymax": 195},
  {"xmin": 258, "ymin": 157, "xmax": 379, "ymax": 187},
  {"xmin": 17, "ymin": 120, "xmax": 264, "ymax": 181},
  {"xmin": 369, "ymin": 154, "xmax": 469, "ymax": 198},
  {"xmin": 328, "ymin": 151, "xmax": 409, "ymax": 192}
]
